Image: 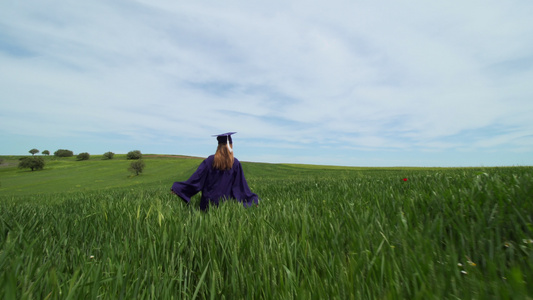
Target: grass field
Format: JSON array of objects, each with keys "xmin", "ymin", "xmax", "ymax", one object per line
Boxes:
[{"xmin": 1, "ymin": 155, "xmax": 532, "ymax": 299}]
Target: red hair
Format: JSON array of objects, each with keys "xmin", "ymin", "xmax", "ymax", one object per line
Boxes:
[{"xmin": 213, "ymin": 144, "xmax": 234, "ymax": 170}]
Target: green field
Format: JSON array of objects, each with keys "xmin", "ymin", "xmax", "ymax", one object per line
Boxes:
[{"xmin": 1, "ymin": 155, "xmax": 532, "ymax": 299}]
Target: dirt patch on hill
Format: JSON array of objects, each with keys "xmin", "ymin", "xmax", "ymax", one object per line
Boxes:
[{"xmin": 0, "ymin": 161, "xmax": 18, "ymax": 168}]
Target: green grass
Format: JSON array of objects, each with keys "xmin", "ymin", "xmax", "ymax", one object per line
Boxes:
[
  {"xmin": 0, "ymin": 155, "xmax": 202, "ymax": 195},
  {"xmin": 1, "ymin": 156, "xmax": 532, "ymax": 299}
]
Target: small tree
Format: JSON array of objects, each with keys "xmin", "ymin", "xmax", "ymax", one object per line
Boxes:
[
  {"xmin": 19, "ymin": 157, "xmax": 45, "ymax": 171},
  {"xmin": 42, "ymin": 150, "xmax": 50, "ymax": 156},
  {"xmin": 103, "ymin": 151, "xmax": 115, "ymax": 160},
  {"xmin": 29, "ymin": 148, "xmax": 39, "ymax": 156},
  {"xmin": 129, "ymin": 159, "xmax": 145, "ymax": 176},
  {"xmin": 54, "ymin": 149, "xmax": 74, "ymax": 157},
  {"xmin": 77, "ymin": 152, "xmax": 90, "ymax": 161},
  {"xmin": 127, "ymin": 150, "xmax": 142, "ymax": 160}
]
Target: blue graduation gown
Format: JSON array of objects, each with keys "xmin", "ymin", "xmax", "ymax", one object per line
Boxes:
[{"xmin": 171, "ymin": 155, "xmax": 259, "ymax": 210}]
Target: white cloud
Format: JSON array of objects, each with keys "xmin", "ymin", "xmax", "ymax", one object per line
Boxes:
[{"xmin": 1, "ymin": 0, "xmax": 532, "ymax": 165}]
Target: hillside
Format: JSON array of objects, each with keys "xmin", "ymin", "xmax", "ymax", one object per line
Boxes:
[
  {"xmin": 0, "ymin": 155, "xmax": 202, "ymax": 195},
  {"xmin": 0, "ymin": 154, "xmax": 424, "ymax": 196},
  {"xmin": 1, "ymin": 155, "xmax": 532, "ymax": 298}
]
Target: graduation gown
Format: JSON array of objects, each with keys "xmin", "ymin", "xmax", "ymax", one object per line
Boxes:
[{"xmin": 171, "ymin": 155, "xmax": 259, "ymax": 211}]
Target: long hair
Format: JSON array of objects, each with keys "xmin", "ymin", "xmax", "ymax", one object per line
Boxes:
[{"xmin": 213, "ymin": 144, "xmax": 234, "ymax": 171}]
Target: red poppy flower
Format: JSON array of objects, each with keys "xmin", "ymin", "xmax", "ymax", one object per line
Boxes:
[{"xmin": 403, "ymin": 178, "xmax": 408, "ymax": 181}]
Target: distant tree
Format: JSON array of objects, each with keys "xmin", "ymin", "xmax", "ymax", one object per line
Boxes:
[
  {"xmin": 29, "ymin": 148, "xmax": 39, "ymax": 156},
  {"xmin": 54, "ymin": 149, "xmax": 74, "ymax": 157},
  {"xmin": 42, "ymin": 150, "xmax": 50, "ymax": 156},
  {"xmin": 103, "ymin": 151, "xmax": 115, "ymax": 160},
  {"xmin": 129, "ymin": 159, "xmax": 145, "ymax": 176},
  {"xmin": 18, "ymin": 157, "xmax": 45, "ymax": 171},
  {"xmin": 77, "ymin": 152, "xmax": 90, "ymax": 161},
  {"xmin": 127, "ymin": 150, "xmax": 142, "ymax": 160}
]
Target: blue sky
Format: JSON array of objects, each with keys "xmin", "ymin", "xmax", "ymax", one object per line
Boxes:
[{"xmin": 1, "ymin": 0, "xmax": 532, "ymax": 167}]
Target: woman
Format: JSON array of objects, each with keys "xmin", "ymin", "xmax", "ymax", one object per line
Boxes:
[{"xmin": 171, "ymin": 132, "xmax": 259, "ymax": 211}]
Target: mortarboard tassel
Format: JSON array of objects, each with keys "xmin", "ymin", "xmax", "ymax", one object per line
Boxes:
[{"xmin": 227, "ymin": 135, "xmax": 233, "ymax": 153}]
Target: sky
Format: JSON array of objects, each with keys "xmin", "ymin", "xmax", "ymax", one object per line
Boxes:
[{"xmin": 1, "ymin": 0, "xmax": 532, "ymax": 167}]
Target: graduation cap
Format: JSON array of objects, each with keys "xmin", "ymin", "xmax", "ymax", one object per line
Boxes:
[{"xmin": 213, "ymin": 132, "xmax": 236, "ymax": 153}]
